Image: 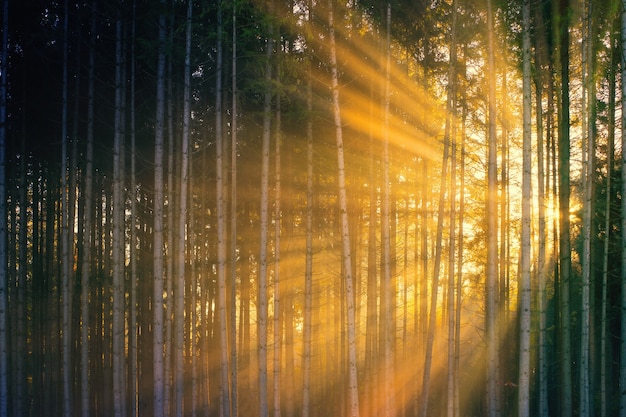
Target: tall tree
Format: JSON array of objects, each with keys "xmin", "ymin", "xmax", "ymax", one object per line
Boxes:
[
  {"xmin": 382, "ymin": 4, "xmax": 394, "ymax": 417},
  {"xmin": 258, "ymin": 4, "xmax": 274, "ymax": 415},
  {"xmin": 557, "ymin": 0, "xmax": 573, "ymax": 414},
  {"xmin": 518, "ymin": 0, "xmax": 532, "ymax": 415},
  {"xmin": 445, "ymin": 3, "xmax": 458, "ymax": 416},
  {"xmin": 80, "ymin": 2, "xmax": 97, "ymax": 416},
  {"xmin": 215, "ymin": 0, "xmax": 232, "ymax": 415},
  {"xmin": 620, "ymin": 1, "xmax": 626, "ymax": 415},
  {"xmin": 153, "ymin": 2, "xmax": 168, "ymax": 416},
  {"xmin": 112, "ymin": 5, "xmax": 127, "ymax": 417},
  {"xmin": 486, "ymin": 0, "xmax": 500, "ymax": 415},
  {"xmin": 328, "ymin": 0, "xmax": 359, "ymax": 415},
  {"xmin": 301, "ymin": 5, "xmax": 315, "ymax": 414},
  {"xmin": 60, "ymin": 2, "xmax": 73, "ymax": 415},
  {"xmin": 175, "ymin": 2, "xmax": 193, "ymax": 417},
  {"xmin": 579, "ymin": 2, "xmax": 595, "ymax": 416}
]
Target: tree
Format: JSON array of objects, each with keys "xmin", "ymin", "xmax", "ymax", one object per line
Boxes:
[
  {"xmin": 328, "ymin": 0, "xmax": 359, "ymax": 415},
  {"xmin": 153, "ymin": 3, "xmax": 168, "ymax": 416},
  {"xmin": 111, "ymin": 5, "xmax": 127, "ymax": 417},
  {"xmin": 486, "ymin": 0, "xmax": 499, "ymax": 415},
  {"xmin": 557, "ymin": 0, "xmax": 573, "ymax": 414},
  {"xmin": 518, "ymin": 0, "xmax": 532, "ymax": 415},
  {"xmin": 60, "ymin": 3, "xmax": 73, "ymax": 415},
  {"xmin": 620, "ymin": 0, "xmax": 626, "ymax": 415},
  {"xmin": 174, "ymin": 2, "xmax": 193, "ymax": 417},
  {"xmin": 258, "ymin": 6, "xmax": 274, "ymax": 416}
]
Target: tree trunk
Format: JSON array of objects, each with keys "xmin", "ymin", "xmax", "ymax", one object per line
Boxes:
[
  {"xmin": 620, "ymin": 1, "xmax": 626, "ymax": 415},
  {"xmin": 486, "ymin": 1, "xmax": 500, "ymax": 415},
  {"xmin": 382, "ymin": 4, "xmax": 394, "ymax": 417},
  {"xmin": 557, "ymin": 0, "xmax": 573, "ymax": 414},
  {"xmin": 230, "ymin": 2, "xmax": 239, "ymax": 415},
  {"xmin": 215, "ymin": 1, "xmax": 232, "ymax": 416},
  {"xmin": 445, "ymin": 3, "xmax": 458, "ymax": 417},
  {"xmin": 175, "ymin": 2, "xmax": 192, "ymax": 416},
  {"xmin": 580, "ymin": 2, "xmax": 595, "ymax": 416},
  {"xmin": 153, "ymin": 3, "xmax": 167, "ymax": 415},
  {"xmin": 518, "ymin": 1, "xmax": 532, "ymax": 415},
  {"xmin": 302, "ymin": 14, "xmax": 314, "ymax": 413},
  {"xmin": 61, "ymin": 2, "xmax": 74, "ymax": 415},
  {"xmin": 328, "ymin": 0, "xmax": 359, "ymax": 415},
  {"xmin": 112, "ymin": 5, "xmax": 127, "ymax": 416},
  {"xmin": 258, "ymin": 10, "xmax": 273, "ymax": 416}
]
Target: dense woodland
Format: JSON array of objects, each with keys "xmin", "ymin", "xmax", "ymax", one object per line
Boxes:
[{"xmin": 1, "ymin": 0, "xmax": 625, "ymax": 416}]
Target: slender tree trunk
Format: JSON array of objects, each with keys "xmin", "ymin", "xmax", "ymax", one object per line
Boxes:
[
  {"xmin": 486, "ymin": 1, "xmax": 500, "ymax": 415},
  {"xmin": 533, "ymin": 2, "xmax": 549, "ymax": 415},
  {"xmin": 80, "ymin": 2, "xmax": 97, "ymax": 416},
  {"xmin": 112, "ymin": 7, "xmax": 127, "ymax": 417},
  {"xmin": 302, "ymin": 17, "xmax": 314, "ymax": 415},
  {"xmin": 382, "ymin": 4, "xmax": 394, "ymax": 417},
  {"xmin": 580, "ymin": 2, "xmax": 595, "ymax": 416},
  {"xmin": 175, "ymin": 3, "xmax": 193, "ymax": 417},
  {"xmin": 215, "ymin": 1, "xmax": 232, "ymax": 416},
  {"xmin": 258, "ymin": 10, "xmax": 274, "ymax": 417},
  {"xmin": 557, "ymin": 0, "xmax": 572, "ymax": 414},
  {"xmin": 601, "ymin": 21, "xmax": 617, "ymax": 417},
  {"xmin": 272, "ymin": 71, "xmax": 282, "ymax": 417},
  {"xmin": 328, "ymin": 1, "xmax": 359, "ymax": 415},
  {"xmin": 518, "ymin": 1, "xmax": 532, "ymax": 416},
  {"xmin": 620, "ymin": 1, "xmax": 626, "ymax": 416},
  {"xmin": 230, "ymin": 2, "xmax": 239, "ymax": 415},
  {"xmin": 61, "ymin": 2, "xmax": 74, "ymax": 415},
  {"xmin": 128, "ymin": 2, "xmax": 138, "ymax": 416},
  {"xmin": 153, "ymin": 3, "xmax": 167, "ymax": 416},
  {"xmin": 420, "ymin": 3, "xmax": 454, "ymax": 416},
  {"xmin": 445, "ymin": 4, "xmax": 458, "ymax": 417}
]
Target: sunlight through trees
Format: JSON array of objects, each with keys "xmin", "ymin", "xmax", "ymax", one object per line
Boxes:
[{"xmin": 1, "ymin": 0, "xmax": 625, "ymax": 416}]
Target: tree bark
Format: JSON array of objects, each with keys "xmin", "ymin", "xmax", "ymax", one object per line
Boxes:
[
  {"xmin": 328, "ymin": 1, "xmax": 360, "ymax": 415},
  {"xmin": 518, "ymin": 1, "xmax": 532, "ymax": 415},
  {"xmin": 153, "ymin": 3, "xmax": 167, "ymax": 416}
]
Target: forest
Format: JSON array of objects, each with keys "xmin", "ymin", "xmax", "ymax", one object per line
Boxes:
[{"xmin": 0, "ymin": 0, "xmax": 625, "ymax": 416}]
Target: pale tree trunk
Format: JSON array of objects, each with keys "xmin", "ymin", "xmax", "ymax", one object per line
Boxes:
[
  {"xmin": 0, "ymin": 0, "xmax": 7, "ymax": 414},
  {"xmin": 620, "ymin": 1, "xmax": 626, "ymax": 416},
  {"xmin": 486, "ymin": 0, "xmax": 499, "ymax": 415},
  {"xmin": 533, "ymin": 3, "xmax": 550, "ymax": 415},
  {"xmin": 601, "ymin": 21, "xmax": 617, "ymax": 417},
  {"xmin": 420, "ymin": 2, "xmax": 454, "ymax": 416},
  {"xmin": 302, "ymin": 14, "xmax": 314, "ymax": 414},
  {"xmin": 328, "ymin": 0, "xmax": 359, "ymax": 415},
  {"xmin": 518, "ymin": 0, "xmax": 532, "ymax": 415},
  {"xmin": 382, "ymin": 4, "xmax": 394, "ymax": 417},
  {"xmin": 153, "ymin": 3, "xmax": 167, "ymax": 416},
  {"xmin": 258, "ymin": 10, "xmax": 273, "ymax": 417},
  {"xmin": 230, "ymin": 2, "xmax": 239, "ymax": 415},
  {"xmin": 175, "ymin": 2, "xmax": 193, "ymax": 417},
  {"xmin": 61, "ymin": 2, "xmax": 73, "ymax": 415},
  {"xmin": 165, "ymin": 4, "xmax": 175, "ymax": 411},
  {"xmin": 454, "ymin": 88, "xmax": 467, "ymax": 417},
  {"xmin": 579, "ymin": 2, "xmax": 594, "ymax": 416},
  {"xmin": 557, "ymin": 0, "xmax": 572, "ymax": 413},
  {"xmin": 81, "ymin": 2, "xmax": 96, "ymax": 416},
  {"xmin": 128, "ymin": 2, "xmax": 138, "ymax": 416},
  {"xmin": 273, "ymin": 71, "xmax": 282, "ymax": 417},
  {"xmin": 445, "ymin": 3, "xmax": 458, "ymax": 417},
  {"xmin": 215, "ymin": 1, "xmax": 231, "ymax": 415},
  {"xmin": 112, "ymin": 7, "xmax": 127, "ymax": 417}
]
